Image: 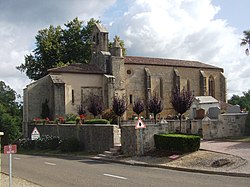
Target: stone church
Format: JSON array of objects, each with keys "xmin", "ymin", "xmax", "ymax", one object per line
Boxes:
[{"xmin": 23, "ymin": 23, "xmax": 226, "ymax": 123}]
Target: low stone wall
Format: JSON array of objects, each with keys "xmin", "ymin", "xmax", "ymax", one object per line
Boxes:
[
  {"xmin": 121, "ymin": 113, "xmax": 248, "ymax": 156},
  {"xmin": 202, "ymin": 113, "xmax": 247, "ymax": 139},
  {"xmin": 27, "ymin": 124, "xmax": 118, "ymax": 153},
  {"xmin": 121, "ymin": 123, "xmax": 169, "ymax": 156}
]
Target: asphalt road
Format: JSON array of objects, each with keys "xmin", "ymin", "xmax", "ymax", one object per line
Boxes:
[{"xmin": 1, "ymin": 154, "xmax": 250, "ymax": 187}]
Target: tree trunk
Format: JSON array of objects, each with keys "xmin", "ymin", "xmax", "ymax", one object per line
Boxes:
[
  {"xmin": 179, "ymin": 114, "xmax": 182, "ymax": 133},
  {"xmin": 154, "ymin": 113, "xmax": 157, "ymax": 124}
]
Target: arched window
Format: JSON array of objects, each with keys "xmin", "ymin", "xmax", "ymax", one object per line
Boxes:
[
  {"xmin": 187, "ymin": 80, "xmax": 190, "ymax": 92},
  {"xmin": 209, "ymin": 76, "xmax": 215, "ymax": 97}
]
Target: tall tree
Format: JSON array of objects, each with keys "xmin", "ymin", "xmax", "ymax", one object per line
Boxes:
[
  {"xmin": 240, "ymin": 30, "xmax": 250, "ymax": 55},
  {"xmin": 228, "ymin": 90, "xmax": 250, "ymax": 111},
  {"xmin": 17, "ymin": 18, "xmax": 98, "ymax": 80},
  {"xmin": 87, "ymin": 95, "xmax": 103, "ymax": 118},
  {"xmin": 133, "ymin": 98, "xmax": 145, "ymax": 118},
  {"xmin": 112, "ymin": 96, "xmax": 127, "ymax": 127},
  {"xmin": 148, "ymin": 94, "xmax": 163, "ymax": 124},
  {"xmin": 0, "ymin": 81, "xmax": 22, "ymax": 146},
  {"xmin": 171, "ymin": 86, "xmax": 194, "ymax": 132}
]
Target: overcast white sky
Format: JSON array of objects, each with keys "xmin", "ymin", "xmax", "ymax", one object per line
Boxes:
[{"xmin": 0, "ymin": 0, "xmax": 249, "ymax": 100}]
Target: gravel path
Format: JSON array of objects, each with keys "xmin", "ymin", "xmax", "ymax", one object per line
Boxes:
[{"xmin": 200, "ymin": 140, "xmax": 250, "ymax": 174}]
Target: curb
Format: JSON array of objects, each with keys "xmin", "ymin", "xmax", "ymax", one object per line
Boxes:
[
  {"xmin": 29, "ymin": 153, "xmax": 250, "ymax": 178},
  {"xmin": 87, "ymin": 156, "xmax": 250, "ymax": 178}
]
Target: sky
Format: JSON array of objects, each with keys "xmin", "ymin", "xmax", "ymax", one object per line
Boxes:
[{"xmin": 0, "ymin": 0, "xmax": 249, "ymax": 100}]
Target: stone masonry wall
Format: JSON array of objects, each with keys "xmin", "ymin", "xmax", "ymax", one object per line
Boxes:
[
  {"xmin": 121, "ymin": 113, "xmax": 247, "ymax": 156},
  {"xmin": 28, "ymin": 124, "xmax": 116, "ymax": 153}
]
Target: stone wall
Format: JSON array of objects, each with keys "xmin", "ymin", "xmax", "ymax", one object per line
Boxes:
[
  {"xmin": 28, "ymin": 124, "xmax": 118, "ymax": 153},
  {"xmin": 121, "ymin": 113, "xmax": 247, "ymax": 156}
]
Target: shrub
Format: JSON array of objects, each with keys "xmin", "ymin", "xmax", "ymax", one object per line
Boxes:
[
  {"xmin": 36, "ymin": 135, "xmax": 61, "ymax": 150},
  {"xmin": 66, "ymin": 113, "xmax": 77, "ymax": 121},
  {"xmin": 84, "ymin": 119, "xmax": 110, "ymax": 124},
  {"xmin": 102, "ymin": 109, "xmax": 117, "ymax": 124},
  {"xmin": 18, "ymin": 138, "xmax": 35, "ymax": 150},
  {"xmin": 154, "ymin": 133, "xmax": 200, "ymax": 153},
  {"xmin": 60, "ymin": 137, "xmax": 80, "ymax": 152}
]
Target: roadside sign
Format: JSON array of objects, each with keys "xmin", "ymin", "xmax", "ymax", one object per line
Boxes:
[
  {"xmin": 135, "ymin": 119, "xmax": 146, "ymax": 129},
  {"xmin": 31, "ymin": 127, "xmax": 40, "ymax": 140},
  {"xmin": 4, "ymin": 144, "xmax": 17, "ymax": 154}
]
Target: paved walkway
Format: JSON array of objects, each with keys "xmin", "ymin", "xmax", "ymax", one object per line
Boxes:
[{"xmin": 200, "ymin": 140, "xmax": 250, "ymax": 174}]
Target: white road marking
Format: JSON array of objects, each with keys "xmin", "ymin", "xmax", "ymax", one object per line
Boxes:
[
  {"xmin": 14, "ymin": 157, "xmax": 21, "ymax": 160},
  {"xmin": 103, "ymin": 173, "xmax": 127, "ymax": 180},
  {"xmin": 44, "ymin": 162, "xmax": 56, "ymax": 166}
]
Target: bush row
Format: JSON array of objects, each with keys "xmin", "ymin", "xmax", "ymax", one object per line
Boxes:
[
  {"xmin": 18, "ymin": 135, "xmax": 80, "ymax": 152},
  {"xmin": 154, "ymin": 133, "xmax": 200, "ymax": 153}
]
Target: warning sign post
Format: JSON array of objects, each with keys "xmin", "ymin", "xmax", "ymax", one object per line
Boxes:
[
  {"xmin": 135, "ymin": 119, "xmax": 146, "ymax": 155},
  {"xmin": 31, "ymin": 127, "xmax": 40, "ymax": 140},
  {"xmin": 4, "ymin": 144, "xmax": 17, "ymax": 187}
]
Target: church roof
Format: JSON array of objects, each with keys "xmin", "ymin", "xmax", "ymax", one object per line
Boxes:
[
  {"xmin": 124, "ymin": 56, "xmax": 223, "ymax": 72},
  {"xmin": 95, "ymin": 23, "xmax": 108, "ymax": 33},
  {"xmin": 48, "ymin": 63, "xmax": 104, "ymax": 74}
]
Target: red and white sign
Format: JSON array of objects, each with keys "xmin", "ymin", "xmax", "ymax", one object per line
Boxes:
[
  {"xmin": 31, "ymin": 127, "xmax": 40, "ymax": 140},
  {"xmin": 135, "ymin": 119, "xmax": 146, "ymax": 129},
  {"xmin": 4, "ymin": 144, "xmax": 17, "ymax": 154}
]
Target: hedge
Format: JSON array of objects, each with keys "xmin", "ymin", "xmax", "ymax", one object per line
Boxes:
[
  {"xmin": 84, "ymin": 119, "xmax": 110, "ymax": 124},
  {"xmin": 154, "ymin": 133, "xmax": 200, "ymax": 153}
]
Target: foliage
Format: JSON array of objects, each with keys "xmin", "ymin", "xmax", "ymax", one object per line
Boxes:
[
  {"xmin": 171, "ymin": 86, "xmax": 194, "ymax": 131},
  {"xmin": 36, "ymin": 135, "xmax": 61, "ymax": 150},
  {"xmin": 0, "ymin": 81, "xmax": 22, "ymax": 146},
  {"xmin": 60, "ymin": 137, "xmax": 80, "ymax": 152},
  {"xmin": 133, "ymin": 98, "xmax": 145, "ymax": 117},
  {"xmin": 65, "ymin": 113, "xmax": 78, "ymax": 121},
  {"xmin": 240, "ymin": 30, "xmax": 250, "ymax": 55},
  {"xmin": 148, "ymin": 94, "xmax": 163, "ymax": 124},
  {"xmin": 41, "ymin": 99, "xmax": 50, "ymax": 119},
  {"xmin": 108, "ymin": 35, "xmax": 127, "ymax": 56},
  {"xmin": 102, "ymin": 109, "xmax": 117, "ymax": 124},
  {"xmin": 112, "ymin": 96, "xmax": 127, "ymax": 117},
  {"xmin": 154, "ymin": 133, "xmax": 200, "ymax": 153},
  {"xmin": 228, "ymin": 90, "xmax": 250, "ymax": 111},
  {"xmin": 84, "ymin": 119, "xmax": 110, "ymax": 124},
  {"xmin": 17, "ymin": 138, "xmax": 36, "ymax": 150},
  {"xmin": 112, "ymin": 96, "xmax": 127, "ymax": 127},
  {"xmin": 87, "ymin": 95, "xmax": 103, "ymax": 117},
  {"xmin": 78, "ymin": 102, "xmax": 86, "ymax": 115},
  {"xmin": 17, "ymin": 17, "xmax": 99, "ymax": 80},
  {"xmin": 18, "ymin": 135, "xmax": 61, "ymax": 150},
  {"xmin": 245, "ymin": 112, "xmax": 250, "ymax": 135}
]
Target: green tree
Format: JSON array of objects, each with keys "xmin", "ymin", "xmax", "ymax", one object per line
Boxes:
[
  {"xmin": 228, "ymin": 90, "xmax": 250, "ymax": 111},
  {"xmin": 0, "ymin": 81, "xmax": 22, "ymax": 146},
  {"xmin": 17, "ymin": 18, "xmax": 98, "ymax": 80},
  {"xmin": 240, "ymin": 30, "xmax": 250, "ymax": 55},
  {"xmin": 109, "ymin": 35, "xmax": 127, "ymax": 56}
]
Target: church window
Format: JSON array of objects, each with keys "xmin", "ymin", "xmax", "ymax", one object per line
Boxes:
[
  {"xmin": 127, "ymin": 70, "xmax": 131, "ymax": 74},
  {"xmin": 160, "ymin": 78, "xmax": 163, "ymax": 98},
  {"xmin": 129, "ymin": 94, "xmax": 133, "ymax": 104},
  {"xmin": 209, "ymin": 76, "xmax": 215, "ymax": 97},
  {"xmin": 72, "ymin": 89, "xmax": 75, "ymax": 104},
  {"xmin": 187, "ymin": 80, "xmax": 190, "ymax": 92},
  {"xmin": 173, "ymin": 69, "xmax": 180, "ymax": 90}
]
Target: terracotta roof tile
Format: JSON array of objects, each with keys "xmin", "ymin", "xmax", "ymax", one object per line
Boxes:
[
  {"xmin": 48, "ymin": 63, "xmax": 104, "ymax": 74},
  {"xmin": 124, "ymin": 56, "xmax": 223, "ymax": 71}
]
